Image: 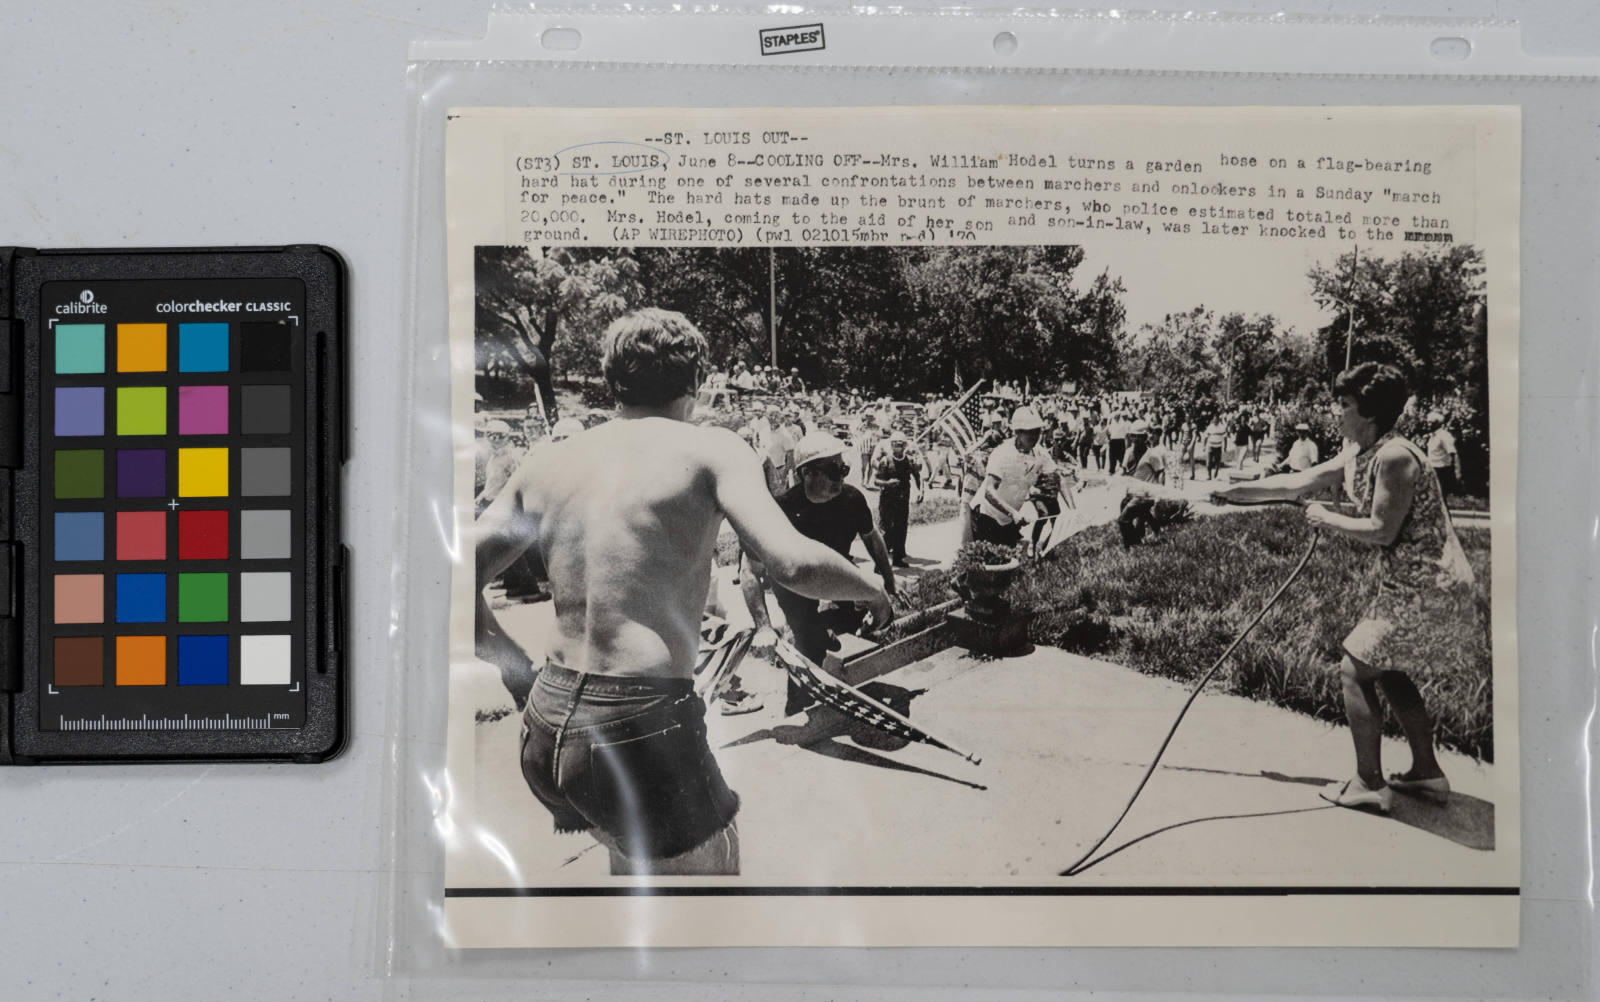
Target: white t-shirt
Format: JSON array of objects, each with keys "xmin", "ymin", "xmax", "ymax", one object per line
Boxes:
[
  {"xmin": 974, "ymin": 440, "xmax": 1057, "ymax": 524},
  {"xmin": 1426, "ymin": 428, "xmax": 1458, "ymax": 469},
  {"xmin": 1288, "ymin": 437, "xmax": 1319, "ymax": 471},
  {"xmin": 1131, "ymin": 445, "xmax": 1167, "ymax": 485}
]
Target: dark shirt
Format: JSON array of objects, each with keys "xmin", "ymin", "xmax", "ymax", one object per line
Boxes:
[
  {"xmin": 874, "ymin": 453, "xmax": 918, "ymax": 498},
  {"xmin": 776, "ymin": 483, "xmax": 874, "ymax": 558}
]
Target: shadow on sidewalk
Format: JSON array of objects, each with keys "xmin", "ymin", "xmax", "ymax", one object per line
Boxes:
[
  {"xmin": 1210, "ymin": 764, "xmax": 1495, "ymax": 851},
  {"xmin": 1091, "ymin": 762, "xmax": 1497, "ymax": 868},
  {"xmin": 721, "ymin": 684, "xmax": 987, "ymax": 792}
]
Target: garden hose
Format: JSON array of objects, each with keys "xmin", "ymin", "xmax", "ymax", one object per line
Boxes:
[{"xmin": 1060, "ymin": 510, "xmax": 1320, "ymax": 877}]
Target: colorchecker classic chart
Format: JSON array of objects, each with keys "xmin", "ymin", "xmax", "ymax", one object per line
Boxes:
[{"xmin": 0, "ymin": 246, "xmax": 347, "ymax": 764}]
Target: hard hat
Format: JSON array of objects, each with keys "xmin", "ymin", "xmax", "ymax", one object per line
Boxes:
[
  {"xmin": 889, "ymin": 430, "xmax": 908, "ymax": 444},
  {"xmin": 484, "ymin": 419, "xmax": 512, "ymax": 435},
  {"xmin": 1010, "ymin": 406, "xmax": 1044, "ymax": 431},
  {"xmin": 550, "ymin": 418, "xmax": 584, "ymax": 441},
  {"xmin": 791, "ymin": 431, "xmax": 848, "ymax": 470}
]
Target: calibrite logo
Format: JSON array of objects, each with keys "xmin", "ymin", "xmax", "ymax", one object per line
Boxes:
[
  {"xmin": 55, "ymin": 290, "xmax": 107, "ymax": 315},
  {"xmin": 759, "ymin": 23, "xmax": 825, "ymax": 56}
]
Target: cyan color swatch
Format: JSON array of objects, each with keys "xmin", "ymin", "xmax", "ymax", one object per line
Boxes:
[{"xmin": 178, "ymin": 323, "xmax": 230, "ymax": 372}]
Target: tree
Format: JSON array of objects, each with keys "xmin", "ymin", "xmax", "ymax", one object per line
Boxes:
[
  {"xmin": 1212, "ymin": 312, "xmax": 1283, "ymax": 403},
  {"xmin": 1119, "ymin": 306, "xmax": 1220, "ymax": 401},
  {"xmin": 1307, "ymin": 244, "xmax": 1489, "ymax": 493},
  {"xmin": 474, "ymin": 247, "xmax": 643, "ymax": 416},
  {"xmin": 1307, "ymin": 244, "xmax": 1485, "ymax": 402}
]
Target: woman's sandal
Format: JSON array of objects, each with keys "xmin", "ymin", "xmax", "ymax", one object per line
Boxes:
[
  {"xmin": 1387, "ymin": 772, "xmax": 1451, "ymax": 803},
  {"xmin": 1319, "ymin": 777, "xmax": 1394, "ymax": 814}
]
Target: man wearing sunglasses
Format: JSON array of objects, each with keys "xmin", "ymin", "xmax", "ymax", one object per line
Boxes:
[
  {"xmin": 475, "ymin": 309, "xmax": 892, "ymax": 876},
  {"xmin": 744, "ymin": 430, "xmax": 899, "ymax": 715}
]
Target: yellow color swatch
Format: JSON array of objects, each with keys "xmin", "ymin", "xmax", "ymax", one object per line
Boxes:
[
  {"xmin": 117, "ymin": 323, "xmax": 168, "ymax": 372},
  {"xmin": 116, "ymin": 635, "xmax": 166, "ymax": 686},
  {"xmin": 178, "ymin": 447, "xmax": 229, "ymax": 497}
]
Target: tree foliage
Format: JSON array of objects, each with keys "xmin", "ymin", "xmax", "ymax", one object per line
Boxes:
[{"xmin": 472, "ymin": 244, "xmax": 1129, "ymax": 400}]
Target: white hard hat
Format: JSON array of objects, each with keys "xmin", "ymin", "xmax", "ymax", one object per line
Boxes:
[
  {"xmin": 550, "ymin": 418, "xmax": 584, "ymax": 441},
  {"xmin": 791, "ymin": 431, "xmax": 847, "ymax": 470},
  {"xmin": 484, "ymin": 419, "xmax": 512, "ymax": 435},
  {"xmin": 889, "ymin": 430, "xmax": 908, "ymax": 444},
  {"xmin": 1010, "ymin": 406, "xmax": 1044, "ymax": 432}
]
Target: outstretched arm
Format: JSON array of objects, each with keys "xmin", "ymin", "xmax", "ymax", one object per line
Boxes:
[
  {"xmin": 708, "ymin": 429, "xmax": 891, "ymax": 623},
  {"xmin": 1213, "ymin": 453, "xmax": 1344, "ymax": 504}
]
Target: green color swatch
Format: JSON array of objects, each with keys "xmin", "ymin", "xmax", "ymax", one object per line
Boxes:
[
  {"xmin": 54, "ymin": 450, "xmax": 104, "ymax": 499},
  {"xmin": 178, "ymin": 573, "xmax": 229, "ymax": 623},
  {"xmin": 117, "ymin": 386, "xmax": 168, "ymax": 436}
]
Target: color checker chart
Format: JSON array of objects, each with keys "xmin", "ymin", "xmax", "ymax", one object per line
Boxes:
[{"xmin": 1, "ymin": 247, "xmax": 346, "ymax": 764}]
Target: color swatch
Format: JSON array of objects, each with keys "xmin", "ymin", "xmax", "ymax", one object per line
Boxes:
[
  {"xmin": 4, "ymin": 246, "xmax": 344, "ymax": 764},
  {"xmin": 48, "ymin": 316, "xmax": 299, "ymax": 696},
  {"xmin": 34, "ymin": 264, "xmax": 321, "ymax": 742}
]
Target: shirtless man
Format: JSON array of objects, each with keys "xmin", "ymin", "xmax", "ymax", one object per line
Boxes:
[{"xmin": 475, "ymin": 308, "xmax": 892, "ymax": 876}]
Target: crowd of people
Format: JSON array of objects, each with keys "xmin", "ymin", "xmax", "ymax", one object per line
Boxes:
[{"xmin": 473, "ymin": 308, "xmax": 1479, "ymax": 876}]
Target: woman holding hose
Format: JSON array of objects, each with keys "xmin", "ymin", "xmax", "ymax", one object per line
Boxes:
[{"xmin": 1213, "ymin": 363, "xmax": 1475, "ymax": 813}]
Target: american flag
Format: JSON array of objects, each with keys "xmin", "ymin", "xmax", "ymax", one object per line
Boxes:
[
  {"xmin": 929, "ymin": 380, "xmax": 987, "ymax": 457},
  {"xmin": 694, "ymin": 616, "xmax": 755, "ymax": 702},
  {"xmin": 774, "ymin": 640, "xmax": 982, "ymax": 765}
]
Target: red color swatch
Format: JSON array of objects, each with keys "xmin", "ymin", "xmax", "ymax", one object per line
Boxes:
[
  {"xmin": 116, "ymin": 511, "xmax": 167, "ymax": 561},
  {"xmin": 177, "ymin": 509, "xmax": 229, "ymax": 560}
]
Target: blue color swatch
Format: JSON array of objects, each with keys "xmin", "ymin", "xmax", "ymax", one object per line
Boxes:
[
  {"xmin": 115, "ymin": 573, "xmax": 166, "ymax": 623},
  {"xmin": 177, "ymin": 635, "xmax": 229, "ymax": 685},
  {"xmin": 178, "ymin": 323, "xmax": 230, "ymax": 373},
  {"xmin": 54, "ymin": 512, "xmax": 104, "ymax": 561}
]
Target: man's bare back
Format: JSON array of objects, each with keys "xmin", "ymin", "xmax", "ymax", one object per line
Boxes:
[
  {"xmin": 476, "ymin": 412, "xmax": 890, "ymax": 683},
  {"xmin": 496, "ymin": 417, "xmax": 722, "ymax": 679}
]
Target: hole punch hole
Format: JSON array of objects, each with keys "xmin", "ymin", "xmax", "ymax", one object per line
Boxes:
[
  {"xmin": 541, "ymin": 27, "xmax": 582, "ymax": 52},
  {"xmin": 993, "ymin": 31, "xmax": 1018, "ymax": 57},
  {"xmin": 1430, "ymin": 37, "xmax": 1471, "ymax": 62}
]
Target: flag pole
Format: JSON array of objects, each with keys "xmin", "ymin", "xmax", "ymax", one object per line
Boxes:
[
  {"xmin": 776, "ymin": 641, "xmax": 983, "ymax": 766},
  {"xmin": 1343, "ymin": 243, "xmax": 1358, "ymax": 371}
]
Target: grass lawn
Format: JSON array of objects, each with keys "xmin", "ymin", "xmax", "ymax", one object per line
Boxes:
[{"xmin": 1011, "ymin": 507, "xmax": 1493, "ymax": 761}]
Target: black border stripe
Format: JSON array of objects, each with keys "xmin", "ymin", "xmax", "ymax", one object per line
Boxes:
[{"xmin": 446, "ymin": 885, "xmax": 1520, "ymax": 898}]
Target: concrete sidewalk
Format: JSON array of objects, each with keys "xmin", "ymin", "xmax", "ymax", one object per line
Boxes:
[{"xmin": 449, "ymin": 607, "xmax": 1506, "ymax": 887}]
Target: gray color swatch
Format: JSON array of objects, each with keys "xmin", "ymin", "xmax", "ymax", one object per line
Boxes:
[
  {"xmin": 240, "ymin": 572, "xmax": 291, "ymax": 622},
  {"xmin": 240, "ymin": 447, "xmax": 291, "ymax": 496},
  {"xmin": 240, "ymin": 509, "xmax": 292, "ymax": 559},
  {"xmin": 241, "ymin": 385, "xmax": 292, "ymax": 435}
]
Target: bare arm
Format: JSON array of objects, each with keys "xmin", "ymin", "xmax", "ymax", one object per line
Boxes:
[
  {"xmin": 708, "ymin": 429, "xmax": 888, "ymax": 611},
  {"xmin": 860, "ymin": 527, "xmax": 897, "ymax": 597},
  {"xmin": 1306, "ymin": 446, "xmax": 1418, "ymax": 546},
  {"xmin": 979, "ymin": 473, "xmax": 1019, "ymax": 522},
  {"xmin": 472, "ymin": 463, "xmax": 543, "ymax": 699},
  {"xmin": 1213, "ymin": 453, "xmax": 1344, "ymax": 504}
]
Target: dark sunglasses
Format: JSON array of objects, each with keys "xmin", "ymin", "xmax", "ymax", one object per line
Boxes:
[{"xmin": 811, "ymin": 460, "xmax": 850, "ymax": 479}]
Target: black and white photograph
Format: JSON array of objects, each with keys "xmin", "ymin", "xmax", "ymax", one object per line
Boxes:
[{"xmin": 440, "ymin": 105, "xmax": 1518, "ymax": 947}]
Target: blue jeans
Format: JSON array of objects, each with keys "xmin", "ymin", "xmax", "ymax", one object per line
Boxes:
[{"xmin": 520, "ymin": 661, "xmax": 740, "ymax": 861}]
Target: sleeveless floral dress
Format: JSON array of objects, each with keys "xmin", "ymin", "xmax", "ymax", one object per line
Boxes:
[{"xmin": 1340, "ymin": 433, "xmax": 1480, "ymax": 673}]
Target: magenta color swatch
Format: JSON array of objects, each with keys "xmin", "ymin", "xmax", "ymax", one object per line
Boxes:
[{"xmin": 178, "ymin": 385, "xmax": 229, "ymax": 435}]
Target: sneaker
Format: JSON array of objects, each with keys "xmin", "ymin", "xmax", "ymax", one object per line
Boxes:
[
  {"xmin": 718, "ymin": 689, "xmax": 764, "ymax": 716},
  {"xmin": 1319, "ymin": 777, "xmax": 1393, "ymax": 814}
]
